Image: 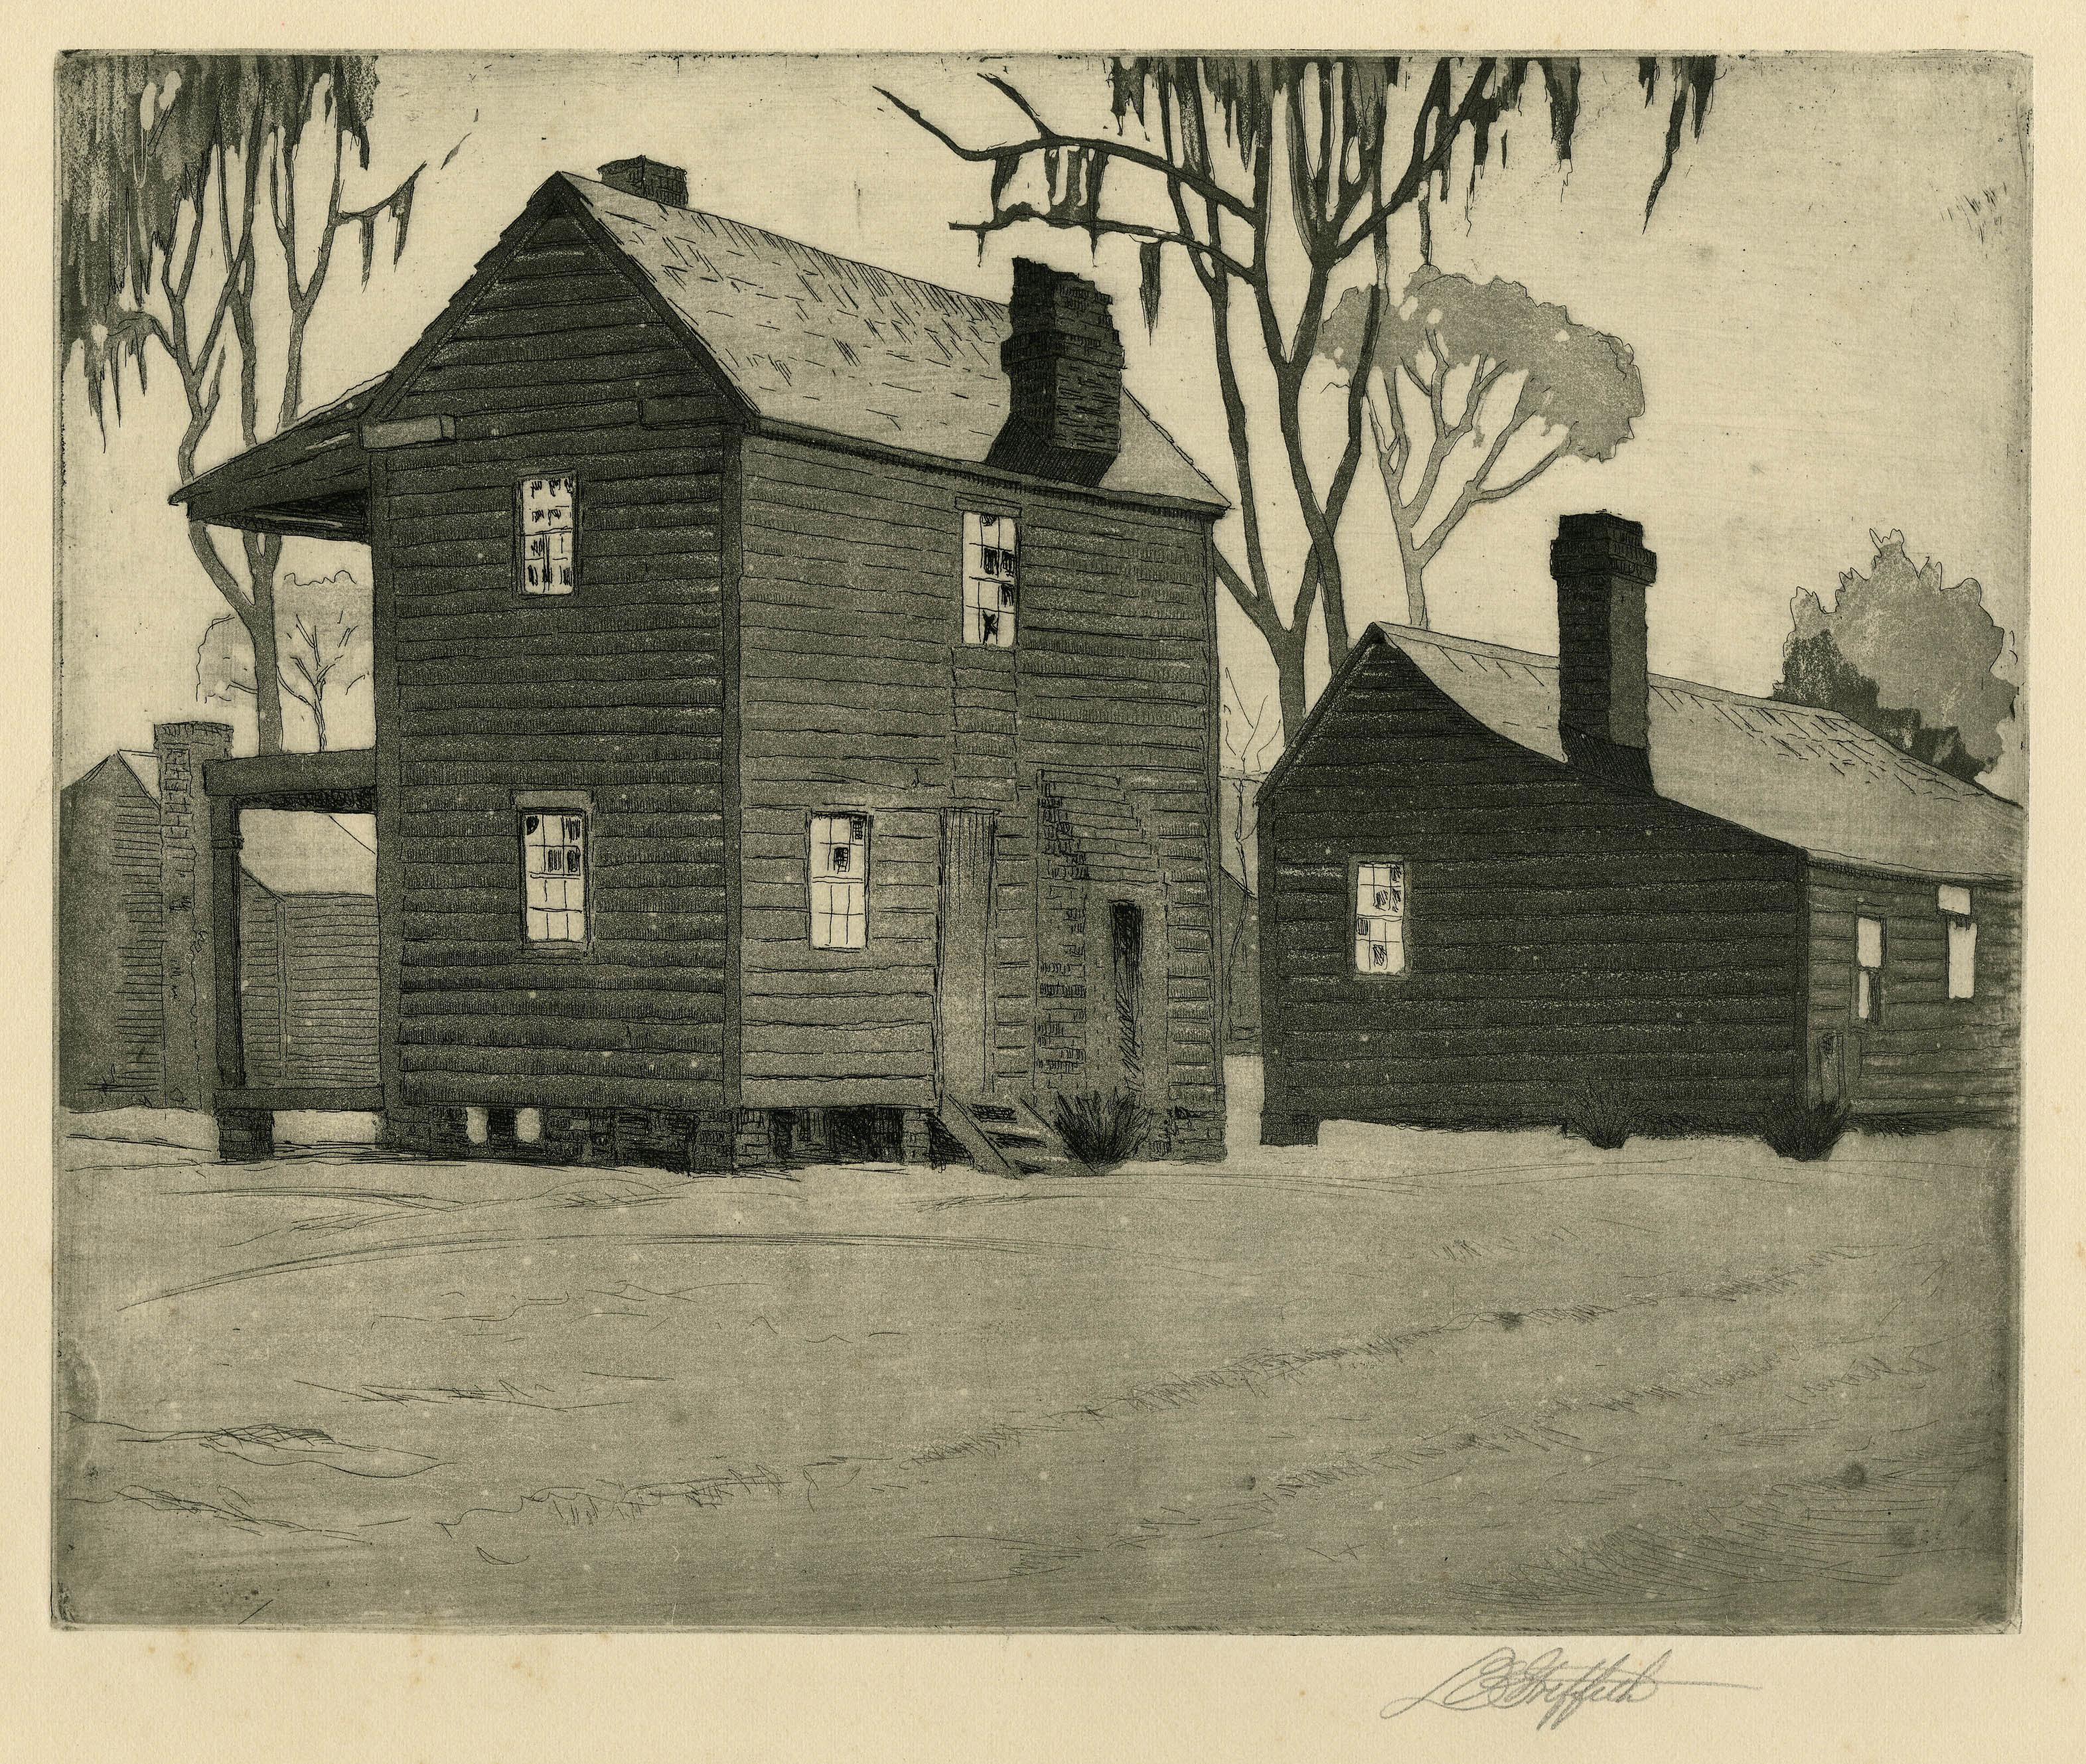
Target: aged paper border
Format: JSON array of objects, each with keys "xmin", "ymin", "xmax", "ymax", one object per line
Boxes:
[{"xmin": 7, "ymin": 3, "xmax": 2080, "ymax": 1759}]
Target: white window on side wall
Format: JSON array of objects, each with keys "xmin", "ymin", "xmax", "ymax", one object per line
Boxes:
[
  {"xmin": 962, "ymin": 510, "xmax": 1018, "ymax": 648},
  {"xmin": 1354, "ymin": 859, "xmax": 1407, "ymax": 975},
  {"xmin": 1854, "ymin": 915, "xmax": 1884, "ymax": 1022},
  {"xmin": 521, "ymin": 807, "xmax": 588, "ymax": 944},
  {"xmin": 519, "ymin": 473, "xmax": 577, "ymax": 594},
  {"xmin": 1940, "ymin": 885, "xmax": 1977, "ymax": 999},
  {"xmin": 810, "ymin": 813, "xmax": 869, "ymax": 949}
]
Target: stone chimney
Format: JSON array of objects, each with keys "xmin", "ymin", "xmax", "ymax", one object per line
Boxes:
[
  {"xmin": 1551, "ymin": 512, "xmax": 1658, "ymax": 792},
  {"xmin": 988, "ymin": 259, "xmax": 1125, "ymax": 487},
  {"xmin": 153, "ymin": 720, "xmax": 234, "ymax": 1110},
  {"xmin": 598, "ymin": 155, "xmax": 689, "ymax": 208}
]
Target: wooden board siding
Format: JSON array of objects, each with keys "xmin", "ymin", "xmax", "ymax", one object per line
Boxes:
[
  {"xmin": 58, "ymin": 768, "xmax": 165, "ymax": 1107},
  {"xmin": 374, "ymin": 209, "xmax": 731, "ymax": 1112},
  {"xmin": 240, "ymin": 875, "xmax": 382, "ymax": 1090},
  {"xmin": 1803, "ymin": 861, "xmax": 2021, "ymax": 1121},
  {"xmin": 733, "ymin": 434, "xmax": 1223, "ymax": 1143},
  {"xmin": 1260, "ymin": 643, "xmax": 1809, "ymax": 1132}
]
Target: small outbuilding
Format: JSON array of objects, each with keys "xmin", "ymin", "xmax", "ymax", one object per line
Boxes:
[{"xmin": 1255, "ymin": 511, "xmax": 2023, "ymax": 1143}]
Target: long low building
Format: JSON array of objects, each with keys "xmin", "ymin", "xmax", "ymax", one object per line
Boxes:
[{"xmin": 1255, "ymin": 510, "xmax": 2023, "ymax": 1143}]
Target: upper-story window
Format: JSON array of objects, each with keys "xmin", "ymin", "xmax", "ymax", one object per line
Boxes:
[
  {"xmin": 1939, "ymin": 885, "xmax": 1977, "ymax": 999},
  {"xmin": 810, "ymin": 812, "xmax": 869, "ymax": 950},
  {"xmin": 962, "ymin": 511, "xmax": 1018, "ymax": 648},
  {"xmin": 1353, "ymin": 859, "xmax": 1408, "ymax": 975},
  {"xmin": 520, "ymin": 473, "xmax": 577, "ymax": 595}
]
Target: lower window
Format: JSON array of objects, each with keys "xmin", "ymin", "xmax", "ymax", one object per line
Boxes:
[
  {"xmin": 810, "ymin": 812, "xmax": 869, "ymax": 949},
  {"xmin": 522, "ymin": 808, "xmax": 588, "ymax": 944}
]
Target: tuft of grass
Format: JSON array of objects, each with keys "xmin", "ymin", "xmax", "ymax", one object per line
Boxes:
[
  {"xmin": 1051, "ymin": 1088, "xmax": 1154, "ymax": 1175},
  {"xmin": 1759, "ymin": 1096, "xmax": 1851, "ymax": 1161},
  {"xmin": 1561, "ymin": 1079, "xmax": 1636, "ymax": 1149}
]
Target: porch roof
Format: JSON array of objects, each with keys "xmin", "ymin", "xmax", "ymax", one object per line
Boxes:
[{"xmin": 167, "ymin": 377, "xmax": 384, "ymax": 541}]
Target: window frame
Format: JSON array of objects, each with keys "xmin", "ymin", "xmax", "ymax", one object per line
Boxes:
[
  {"xmin": 1939, "ymin": 885, "xmax": 1977, "ymax": 1001},
  {"xmin": 515, "ymin": 469, "xmax": 581, "ymax": 597},
  {"xmin": 959, "ymin": 504, "xmax": 1021, "ymax": 650},
  {"xmin": 806, "ymin": 809, "xmax": 873, "ymax": 951},
  {"xmin": 1348, "ymin": 854, "xmax": 1412, "ymax": 980},
  {"xmin": 514, "ymin": 789, "xmax": 595, "ymax": 956},
  {"xmin": 1853, "ymin": 913, "xmax": 1885, "ymax": 1025}
]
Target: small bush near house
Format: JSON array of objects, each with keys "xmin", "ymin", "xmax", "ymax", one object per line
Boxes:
[
  {"xmin": 1562, "ymin": 1079, "xmax": 1636, "ymax": 1149},
  {"xmin": 1052, "ymin": 1088, "xmax": 1154, "ymax": 1175},
  {"xmin": 1759, "ymin": 1096, "xmax": 1851, "ymax": 1161}
]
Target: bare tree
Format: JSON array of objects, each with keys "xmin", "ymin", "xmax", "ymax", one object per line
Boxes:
[
  {"xmin": 1317, "ymin": 267, "xmax": 1645, "ymax": 628},
  {"xmin": 197, "ymin": 568, "xmax": 372, "ymax": 751},
  {"xmin": 885, "ymin": 55, "xmax": 1714, "ymax": 741},
  {"xmin": 60, "ymin": 55, "xmax": 439, "ymax": 751}
]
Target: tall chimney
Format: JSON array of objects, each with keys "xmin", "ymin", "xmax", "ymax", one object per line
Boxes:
[
  {"xmin": 598, "ymin": 156, "xmax": 688, "ymax": 208},
  {"xmin": 1551, "ymin": 512, "xmax": 1658, "ymax": 792},
  {"xmin": 989, "ymin": 259, "xmax": 1125, "ymax": 486}
]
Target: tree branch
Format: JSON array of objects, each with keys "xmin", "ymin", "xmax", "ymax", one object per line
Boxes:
[{"xmin": 877, "ymin": 77, "xmax": 1256, "ymax": 223}]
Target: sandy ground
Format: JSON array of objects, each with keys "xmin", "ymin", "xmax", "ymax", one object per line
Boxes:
[{"xmin": 51, "ymin": 1060, "xmax": 2014, "ymax": 1631}]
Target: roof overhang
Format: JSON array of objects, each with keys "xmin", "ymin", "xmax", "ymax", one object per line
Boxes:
[{"xmin": 169, "ymin": 382, "xmax": 385, "ymax": 542}]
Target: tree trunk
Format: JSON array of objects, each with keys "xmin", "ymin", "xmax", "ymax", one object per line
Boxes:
[
  {"xmin": 245, "ymin": 583, "xmax": 285, "ymax": 755},
  {"xmin": 1272, "ymin": 627, "xmax": 1309, "ymax": 753},
  {"xmin": 1398, "ymin": 533, "xmax": 1430, "ymax": 629}
]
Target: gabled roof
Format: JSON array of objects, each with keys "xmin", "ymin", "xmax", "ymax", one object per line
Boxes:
[
  {"xmin": 557, "ymin": 175, "xmax": 1225, "ymax": 509},
  {"xmin": 173, "ymin": 174, "xmax": 1227, "ymax": 530},
  {"xmin": 1271, "ymin": 623, "xmax": 2023, "ymax": 883}
]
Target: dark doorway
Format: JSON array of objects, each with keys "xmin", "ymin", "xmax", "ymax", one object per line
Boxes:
[
  {"xmin": 1110, "ymin": 900, "xmax": 1144, "ymax": 1088},
  {"xmin": 937, "ymin": 810, "xmax": 997, "ymax": 1097}
]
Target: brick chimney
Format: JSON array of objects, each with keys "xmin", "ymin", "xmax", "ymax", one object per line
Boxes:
[
  {"xmin": 598, "ymin": 156, "xmax": 688, "ymax": 208},
  {"xmin": 153, "ymin": 719, "xmax": 234, "ymax": 1110},
  {"xmin": 1551, "ymin": 512, "xmax": 1658, "ymax": 792},
  {"xmin": 989, "ymin": 259, "xmax": 1125, "ymax": 486}
]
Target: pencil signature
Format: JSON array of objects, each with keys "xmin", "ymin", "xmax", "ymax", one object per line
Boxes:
[{"xmin": 1381, "ymin": 1646, "xmax": 1759, "ymax": 1731}]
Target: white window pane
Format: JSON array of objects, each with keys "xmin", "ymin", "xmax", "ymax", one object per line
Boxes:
[
  {"xmin": 1857, "ymin": 917, "xmax": 1884, "ymax": 969},
  {"xmin": 1938, "ymin": 884, "xmax": 1971, "ymax": 917},
  {"xmin": 1856, "ymin": 970, "xmax": 1873, "ymax": 1020},
  {"xmin": 1948, "ymin": 920, "xmax": 1977, "ymax": 999}
]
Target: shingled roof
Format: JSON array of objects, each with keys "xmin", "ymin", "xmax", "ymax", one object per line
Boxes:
[
  {"xmin": 559, "ymin": 175, "xmax": 1225, "ymax": 509},
  {"xmin": 173, "ymin": 173, "xmax": 1227, "ymax": 530},
  {"xmin": 1289, "ymin": 623, "xmax": 2023, "ymax": 883}
]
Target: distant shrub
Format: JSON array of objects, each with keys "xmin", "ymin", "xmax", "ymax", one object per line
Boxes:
[
  {"xmin": 1562, "ymin": 1079, "xmax": 1635, "ymax": 1149},
  {"xmin": 1759, "ymin": 1096, "xmax": 1850, "ymax": 1161},
  {"xmin": 1052, "ymin": 1088, "xmax": 1154, "ymax": 1175}
]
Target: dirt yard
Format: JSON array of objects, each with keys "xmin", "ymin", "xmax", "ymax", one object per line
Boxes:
[{"xmin": 52, "ymin": 1060, "xmax": 2015, "ymax": 1631}]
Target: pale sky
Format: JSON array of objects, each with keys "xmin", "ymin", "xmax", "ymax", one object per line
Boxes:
[{"xmin": 58, "ymin": 52, "xmax": 2030, "ymax": 796}]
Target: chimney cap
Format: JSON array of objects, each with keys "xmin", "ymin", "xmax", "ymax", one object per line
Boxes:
[
  {"xmin": 1552, "ymin": 510, "xmax": 1657, "ymax": 587},
  {"xmin": 597, "ymin": 156, "xmax": 690, "ymax": 207}
]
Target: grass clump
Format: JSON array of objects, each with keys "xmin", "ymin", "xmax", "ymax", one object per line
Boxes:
[
  {"xmin": 1562, "ymin": 1079, "xmax": 1637, "ymax": 1149},
  {"xmin": 1051, "ymin": 1088, "xmax": 1154, "ymax": 1175},
  {"xmin": 1759, "ymin": 1096, "xmax": 1851, "ymax": 1161}
]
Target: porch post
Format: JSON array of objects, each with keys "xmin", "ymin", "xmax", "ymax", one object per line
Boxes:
[{"xmin": 209, "ymin": 796, "xmax": 269, "ymax": 1159}]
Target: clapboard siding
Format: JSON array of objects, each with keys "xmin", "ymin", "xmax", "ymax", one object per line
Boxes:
[
  {"xmin": 1803, "ymin": 861, "xmax": 2021, "ymax": 1121},
  {"xmin": 59, "ymin": 765, "xmax": 166, "ymax": 1106},
  {"xmin": 735, "ymin": 435, "xmax": 1223, "ymax": 1143},
  {"xmin": 376, "ymin": 205, "xmax": 731, "ymax": 1112},
  {"xmin": 1260, "ymin": 642, "xmax": 1808, "ymax": 1132},
  {"xmin": 240, "ymin": 876, "xmax": 380, "ymax": 1088}
]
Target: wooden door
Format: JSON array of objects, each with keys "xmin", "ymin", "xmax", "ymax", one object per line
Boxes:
[
  {"xmin": 937, "ymin": 810, "xmax": 996, "ymax": 1097},
  {"xmin": 1110, "ymin": 900, "xmax": 1144, "ymax": 1088}
]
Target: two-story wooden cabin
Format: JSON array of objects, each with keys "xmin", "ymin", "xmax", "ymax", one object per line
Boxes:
[
  {"xmin": 1256, "ymin": 511, "xmax": 2023, "ymax": 1142},
  {"xmin": 173, "ymin": 157, "xmax": 1230, "ymax": 1170}
]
